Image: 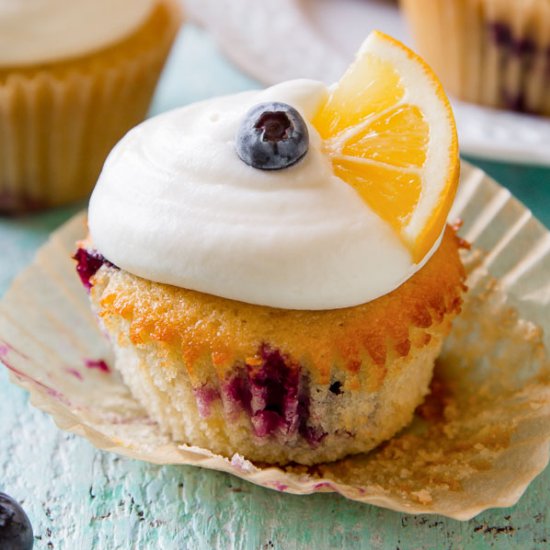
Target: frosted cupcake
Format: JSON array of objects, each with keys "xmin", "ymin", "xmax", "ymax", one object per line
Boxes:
[
  {"xmin": 76, "ymin": 32, "xmax": 466, "ymax": 465},
  {"xmin": 0, "ymin": 0, "xmax": 182, "ymax": 214},
  {"xmin": 400, "ymin": 0, "xmax": 550, "ymax": 115}
]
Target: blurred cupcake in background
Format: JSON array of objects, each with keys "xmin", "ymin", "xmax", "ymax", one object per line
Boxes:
[
  {"xmin": 400, "ymin": 0, "xmax": 550, "ymax": 116},
  {"xmin": 0, "ymin": 0, "xmax": 182, "ymax": 214}
]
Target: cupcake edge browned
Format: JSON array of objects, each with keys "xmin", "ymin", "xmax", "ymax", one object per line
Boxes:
[{"xmin": 73, "ymin": 225, "xmax": 466, "ymax": 465}]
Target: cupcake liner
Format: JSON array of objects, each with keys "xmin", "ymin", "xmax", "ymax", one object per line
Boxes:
[
  {"xmin": 0, "ymin": 0, "xmax": 182, "ymax": 213},
  {"xmin": 400, "ymin": 0, "xmax": 550, "ymax": 116},
  {"xmin": 1, "ymin": 161, "xmax": 550, "ymax": 520}
]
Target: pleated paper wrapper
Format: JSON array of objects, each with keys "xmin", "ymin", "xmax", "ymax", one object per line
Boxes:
[
  {"xmin": 1, "ymin": 162, "xmax": 549, "ymax": 520},
  {"xmin": 0, "ymin": 0, "xmax": 181, "ymax": 213}
]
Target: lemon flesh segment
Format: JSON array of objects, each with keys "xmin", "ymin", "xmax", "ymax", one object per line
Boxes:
[
  {"xmin": 334, "ymin": 162, "xmax": 422, "ymax": 232},
  {"xmin": 342, "ymin": 105, "xmax": 428, "ymax": 169},
  {"xmin": 315, "ymin": 53, "xmax": 405, "ymax": 139},
  {"xmin": 312, "ymin": 31, "xmax": 459, "ymax": 264}
]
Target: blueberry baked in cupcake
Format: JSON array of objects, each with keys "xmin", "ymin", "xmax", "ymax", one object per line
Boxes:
[
  {"xmin": 0, "ymin": 0, "xmax": 181, "ymax": 213},
  {"xmin": 76, "ymin": 32, "xmax": 466, "ymax": 465}
]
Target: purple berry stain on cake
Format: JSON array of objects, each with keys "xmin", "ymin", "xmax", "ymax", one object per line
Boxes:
[
  {"xmin": 73, "ymin": 248, "xmax": 115, "ymax": 290},
  {"xmin": 84, "ymin": 358, "xmax": 111, "ymax": 373},
  {"xmin": 225, "ymin": 344, "xmax": 326, "ymax": 446},
  {"xmin": 515, "ymin": 38, "xmax": 536, "ymax": 58},
  {"xmin": 503, "ymin": 92, "xmax": 529, "ymax": 113},
  {"xmin": 489, "ymin": 22, "xmax": 513, "ymax": 49},
  {"xmin": 194, "ymin": 385, "xmax": 221, "ymax": 417},
  {"xmin": 488, "ymin": 22, "xmax": 536, "ymax": 57},
  {"xmin": 488, "ymin": 21, "xmax": 541, "ymax": 113},
  {"xmin": 226, "ymin": 373, "xmax": 252, "ymax": 414}
]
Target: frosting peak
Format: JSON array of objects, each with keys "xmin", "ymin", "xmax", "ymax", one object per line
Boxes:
[
  {"xmin": 89, "ymin": 80, "xmax": 439, "ymax": 310},
  {"xmin": 0, "ymin": 0, "xmax": 154, "ymax": 67}
]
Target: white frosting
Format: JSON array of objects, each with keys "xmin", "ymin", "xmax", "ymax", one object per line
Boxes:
[
  {"xmin": 89, "ymin": 80, "xmax": 440, "ymax": 310},
  {"xmin": 0, "ymin": 0, "xmax": 155, "ymax": 66}
]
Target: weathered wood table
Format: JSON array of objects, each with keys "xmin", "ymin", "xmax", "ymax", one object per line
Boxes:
[{"xmin": 1, "ymin": 26, "xmax": 549, "ymax": 550}]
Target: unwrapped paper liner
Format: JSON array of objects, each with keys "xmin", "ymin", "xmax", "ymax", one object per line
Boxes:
[{"xmin": 0, "ymin": 162, "xmax": 549, "ymax": 520}]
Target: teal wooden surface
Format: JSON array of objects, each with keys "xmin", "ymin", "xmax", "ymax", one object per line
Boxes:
[{"xmin": 1, "ymin": 25, "xmax": 550, "ymax": 550}]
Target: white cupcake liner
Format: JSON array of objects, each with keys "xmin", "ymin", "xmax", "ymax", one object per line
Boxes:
[
  {"xmin": 1, "ymin": 161, "xmax": 549, "ymax": 520},
  {"xmin": 0, "ymin": 0, "xmax": 182, "ymax": 212}
]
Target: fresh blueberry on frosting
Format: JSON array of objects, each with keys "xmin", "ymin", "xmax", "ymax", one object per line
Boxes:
[{"xmin": 236, "ymin": 102, "xmax": 309, "ymax": 170}]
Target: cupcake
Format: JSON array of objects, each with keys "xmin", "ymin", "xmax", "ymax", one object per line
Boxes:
[
  {"xmin": 0, "ymin": 0, "xmax": 182, "ymax": 214},
  {"xmin": 400, "ymin": 0, "xmax": 550, "ymax": 115},
  {"xmin": 76, "ymin": 32, "xmax": 466, "ymax": 465}
]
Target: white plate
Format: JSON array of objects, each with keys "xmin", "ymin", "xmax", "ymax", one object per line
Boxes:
[{"xmin": 184, "ymin": 0, "xmax": 550, "ymax": 167}]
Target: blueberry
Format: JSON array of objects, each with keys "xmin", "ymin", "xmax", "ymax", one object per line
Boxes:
[
  {"xmin": 0, "ymin": 493, "xmax": 33, "ymax": 550},
  {"xmin": 235, "ymin": 102, "xmax": 309, "ymax": 170},
  {"xmin": 73, "ymin": 248, "xmax": 116, "ymax": 291}
]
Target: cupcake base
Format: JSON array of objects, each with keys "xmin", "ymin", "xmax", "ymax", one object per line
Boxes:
[
  {"xmin": 0, "ymin": 0, "xmax": 182, "ymax": 214},
  {"xmin": 80, "ymin": 226, "xmax": 466, "ymax": 465},
  {"xmin": 106, "ymin": 321, "xmax": 449, "ymax": 464}
]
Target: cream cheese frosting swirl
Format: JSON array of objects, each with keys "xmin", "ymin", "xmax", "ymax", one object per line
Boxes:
[
  {"xmin": 89, "ymin": 80, "xmax": 441, "ymax": 310},
  {"xmin": 0, "ymin": 0, "xmax": 154, "ymax": 67}
]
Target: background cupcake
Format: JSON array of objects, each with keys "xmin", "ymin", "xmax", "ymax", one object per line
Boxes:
[
  {"xmin": 400, "ymin": 0, "xmax": 550, "ymax": 116},
  {"xmin": 0, "ymin": 0, "xmax": 182, "ymax": 214}
]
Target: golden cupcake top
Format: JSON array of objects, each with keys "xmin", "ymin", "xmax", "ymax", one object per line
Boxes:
[{"xmin": 92, "ymin": 226, "xmax": 465, "ymax": 383}]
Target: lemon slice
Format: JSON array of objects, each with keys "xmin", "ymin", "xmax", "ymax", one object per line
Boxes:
[{"xmin": 313, "ymin": 31, "xmax": 459, "ymax": 263}]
